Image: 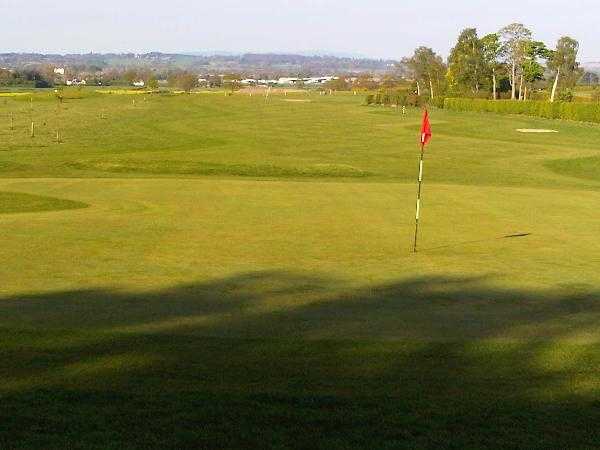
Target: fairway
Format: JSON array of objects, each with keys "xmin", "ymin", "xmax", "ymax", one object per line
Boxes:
[{"xmin": 1, "ymin": 92, "xmax": 600, "ymax": 449}]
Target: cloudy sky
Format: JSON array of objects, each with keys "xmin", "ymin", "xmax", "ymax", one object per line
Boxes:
[{"xmin": 2, "ymin": 0, "xmax": 598, "ymax": 61}]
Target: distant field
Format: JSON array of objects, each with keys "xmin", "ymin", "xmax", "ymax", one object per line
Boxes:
[{"xmin": 1, "ymin": 89, "xmax": 599, "ymax": 449}]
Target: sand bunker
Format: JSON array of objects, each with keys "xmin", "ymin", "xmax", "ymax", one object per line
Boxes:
[
  {"xmin": 516, "ymin": 129, "xmax": 558, "ymax": 133},
  {"xmin": 284, "ymin": 99, "xmax": 311, "ymax": 103}
]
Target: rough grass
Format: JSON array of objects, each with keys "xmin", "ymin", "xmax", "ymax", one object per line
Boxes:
[{"xmin": 1, "ymin": 90, "xmax": 600, "ymax": 449}]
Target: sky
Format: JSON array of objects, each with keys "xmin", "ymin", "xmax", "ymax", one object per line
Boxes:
[{"xmin": 2, "ymin": 0, "xmax": 599, "ymax": 62}]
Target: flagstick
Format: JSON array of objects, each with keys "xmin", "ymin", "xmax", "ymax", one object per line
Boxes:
[{"xmin": 413, "ymin": 142, "xmax": 425, "ymax": 253}]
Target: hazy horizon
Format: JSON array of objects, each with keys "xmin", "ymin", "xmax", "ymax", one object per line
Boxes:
[{"xmin": 2, "ymin": 0, "xmax": 600, "ymax": 62}]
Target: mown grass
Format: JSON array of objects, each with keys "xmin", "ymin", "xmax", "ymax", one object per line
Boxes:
[
  {"xmin": 1, "ymin": 90, "xmax": 600, "ymax": 449},
  {"xmin": 2, "ymin": 273, "xmax": 600, "ymax": 449},
  {"xmin": 1, "ymin": 90, "xmax": 599, "ymax": 189}
]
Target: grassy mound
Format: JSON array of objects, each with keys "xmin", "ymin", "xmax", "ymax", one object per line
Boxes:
[
  {"xmin": 0, "ymin": 191, "xmax": 88, "ymax": 214},
  {"xmin": 0, "ymin": 162, "xmax": 29, "ymax": 173},
  {"xmin": 69, "ymin": 159, "xmax": 372, "ymax": 178},
  {"xmin": 545, "ymin": 156, "xmax": 600, "ymax": 181}
]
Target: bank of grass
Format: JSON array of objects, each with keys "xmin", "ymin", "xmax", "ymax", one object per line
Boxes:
[
  {"xmin": 0, "ymin": 191, "xmax": 88, "ymax": 214},
  {"xmin": 66, "ymin": 159, "xmax": 372, "ymax": 178},
  {"xmin": 546, "ymin": 155, "xmax": 600, "ymax": 181},
  {"xmin": 0, "ymin": 91, "xmax": 600, "ymax": 449}
]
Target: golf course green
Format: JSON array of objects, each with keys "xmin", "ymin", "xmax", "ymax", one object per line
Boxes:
[{"xmin": 1, "ymin": 90, "xmax": 599, "ymax": 449}]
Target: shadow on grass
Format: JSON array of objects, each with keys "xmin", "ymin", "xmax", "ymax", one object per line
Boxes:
[
  {"xmin": 0, "ymin": 191, "xmax": 88, "ymax": 214},
  {"xmin": 1, "ymin": 271, "xmax": 599, "ymax": 449}
]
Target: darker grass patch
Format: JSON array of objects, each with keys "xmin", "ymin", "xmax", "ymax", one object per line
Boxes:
[
  {"xmin": 0, "ymin": 161, "xmax": 29, "ymax": 171},
  {"xmin": 68, "ymin": 159, "xmax": 373, "ymax": 179},
  {"xmin": 545, "ymin": 156, "xmax": 600, "ymax": 181},
  {"xmin": 0, "ymin": 191, "xmax": 88, "ymax": 214},
  {"xmin": 2, "ymin": 272, "xmax": 600, "ymax": 449}
]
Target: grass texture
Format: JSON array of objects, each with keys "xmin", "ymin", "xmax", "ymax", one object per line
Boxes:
[{"xmin": 0, "ymin": 90, "xmax": 599, "ymax": 449}]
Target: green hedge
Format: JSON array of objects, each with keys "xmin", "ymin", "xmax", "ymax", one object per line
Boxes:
[
  {"xmin": 365, "ymin": 90, "xmax": 444, "ymax": 109},
  {"xmin": 365, "ymin": 89, "xmax": 426, "ymax": 108},
  {"xmin": 443, "ymin": 98, "xmax": 600, "ymax": 124}
]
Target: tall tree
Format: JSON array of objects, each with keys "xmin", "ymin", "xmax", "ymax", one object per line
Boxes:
[
  {"xmin": 147, "ymin": 75, "xmax": 159, "ymax": 91},
  {"xmin": 548, "ymin": 36, "xmax": 582, "ymax": 102},
  {"xmin": 123, "ymin": 69, "xmax": 138, "ymax": 84},
  {"xmin": 406, "ymin": 47, "xmax": 446, "ymax": 100},
  {"xmin": 521, "ymin": 41, "xmax": 551, "ymax": 100},
  {"xmin": 168, "ymin": 71, "xmax": 197, "ymax": 92},
  {"xmin": 481, "ymin": 33, "xmax": 502, "ymax": 99},
  {"xmin": 447, "ymin": 28, "xmax": 485, "ymax": 94},
  {"xmin": 499, "ymin": 23, "xmax": 532, "ymax": 100}
]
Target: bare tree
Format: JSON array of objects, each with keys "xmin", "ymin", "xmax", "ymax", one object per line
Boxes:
[
  {"xmin": 499, "ymin": 23, "xmax": 532, "ymax": 100},
  {"xmin": 548, "ymin": 36, "xmax": 582, "ymax": 102},
  {"xmin": 406, "ymin": 47, "xmax": 446, "ymax": 100}
]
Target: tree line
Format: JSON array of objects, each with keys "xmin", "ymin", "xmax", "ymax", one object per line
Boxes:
[{"xmin": 403, "ymin": 23, "xmax": 590, "ymax": 103}]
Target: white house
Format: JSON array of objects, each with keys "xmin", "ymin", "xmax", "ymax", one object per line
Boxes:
[
  {"xmin": 53, "ymin": 67, "xmax": 65, "ymax": 76},
  {"xmin": 132, "ymin": 80, "xmax": 145, "ymax": 87}
]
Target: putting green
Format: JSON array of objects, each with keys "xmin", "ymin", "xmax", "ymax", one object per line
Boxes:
[{"xmin": 1, "ymin": 177, "xmax": 599, "ymax": 343}]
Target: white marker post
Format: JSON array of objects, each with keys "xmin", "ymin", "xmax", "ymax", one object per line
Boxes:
[{"xmin": 413, "ymin": 142, "xmax": 425, "ymax": 253}]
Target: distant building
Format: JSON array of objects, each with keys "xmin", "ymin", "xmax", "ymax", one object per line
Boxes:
[
  {"xmin": 277, "ymin": 77, "xmax": 300, "ymax": 85},
  {"xmin": 66, "ymin": 78, "xmax": 86, "ymax": 86},
  {"xmin": 304, "ymin": 76, "xmax": 336, "ymax": 85},
  {"xmin": 132, "ymin": 80, "xmax": 145, "ymax": 87},
  {"xmin": 276, "ymin": 76, "xmax": 337, "ymax": 86},
  {"xmin": 54, "ymin": 67, "xmax": 65, "ymax": 76}
]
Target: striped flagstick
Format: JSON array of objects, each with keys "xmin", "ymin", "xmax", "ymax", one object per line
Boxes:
[{"xmin": 413, "ymin": 109, "xmax": 432, "ymax": 253}]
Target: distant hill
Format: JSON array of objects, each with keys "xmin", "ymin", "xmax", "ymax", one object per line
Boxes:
[
  {"xmin": 582, "ymin": 62, "xmax": 600, "ymax": 72},
  {"xmin": 0, "ymin": 52, "xmax": 400, "ymax": 76}
]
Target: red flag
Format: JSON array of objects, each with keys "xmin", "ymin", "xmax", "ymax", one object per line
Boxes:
[{"xmin": 420, "ymin": 109, "xmax": 432, "ymax": 146}]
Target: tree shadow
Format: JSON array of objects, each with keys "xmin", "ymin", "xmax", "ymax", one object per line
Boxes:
[{"xmin": 1, "ymin": 271, "xmax": 599, "ymax": 449}]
